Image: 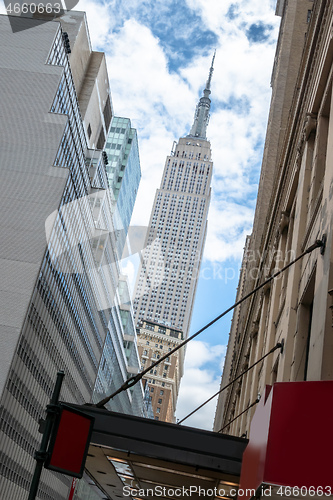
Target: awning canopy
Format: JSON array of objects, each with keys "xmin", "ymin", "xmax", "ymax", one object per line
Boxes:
[{"xmin": 67, "ymin": 404, "xmax": 248, "ymax": 500}]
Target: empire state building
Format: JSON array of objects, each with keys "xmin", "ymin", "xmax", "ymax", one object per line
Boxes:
[{"xmin": 133, "ymin": 54, "xmax": 215, "ymax": 421}]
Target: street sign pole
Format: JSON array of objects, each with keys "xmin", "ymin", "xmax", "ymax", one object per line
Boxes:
[
  {"xmin": 68, "ymin": 478, "xmax": 79, "ymax": 500},
  {"xmin": 28, "ymin": 370, "xmax": 65, "ymax": 500}
]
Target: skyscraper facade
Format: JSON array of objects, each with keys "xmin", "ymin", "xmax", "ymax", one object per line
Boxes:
[
  {"xmin": 104, "ymin": 116, "xmax": 141, "ymax": 257},
  {"xmin": 0, "ymin": 12, "xmax": 145, "ymax": 499},
  {"xmin": 133, "ymin": 56, "xmax": 215, "ymax": 421}
]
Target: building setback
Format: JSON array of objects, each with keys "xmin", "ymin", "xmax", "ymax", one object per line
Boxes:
[
  {"xmin": 0, "ymin": 12, "xmax": 144, "ymax": 500},
  {"xmin": 133, "ymin": 55, "xmax": 215, "ymax": 422},
  {"xmin": 214, "ymin": 0, "xmax": 333, "ymax": 441}
]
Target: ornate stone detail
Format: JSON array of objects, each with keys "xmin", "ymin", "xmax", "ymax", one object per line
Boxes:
[{"xmin": 303, "ymin": 112, "xmax": 317, "ymax": 140}]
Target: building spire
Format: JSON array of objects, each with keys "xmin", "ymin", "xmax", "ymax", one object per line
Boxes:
[
  {"xmin": 188, "ymin": 51, "xmax": 215, "ymax": 140},
  {"xmin": 205, "ymin": 49, "xmax": 216, "ymax": 95}
]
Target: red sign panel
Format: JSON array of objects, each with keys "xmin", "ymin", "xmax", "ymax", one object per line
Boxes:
[
  {"xmin": 239, "ymin": 381, "xmax": 333, "ymax": 499},
  {"xmin": 45, "ymin": 404, "xmax": 94, "ymax": 478}
]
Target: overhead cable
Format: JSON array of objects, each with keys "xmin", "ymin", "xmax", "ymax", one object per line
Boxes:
[
  {"xmin": 218, "ymin": 396, "xmax": 261, "ymax": 433},
  {"xmin": 177, "ymin": 341, "xmax": 283, "ymax": 424},
  {"xmin": 94, "ymin": 236, "xmax": 325, "ymax": 409}
]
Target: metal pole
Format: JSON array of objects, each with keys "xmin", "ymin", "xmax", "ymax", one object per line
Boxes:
[{"xmin": 28, "ymin": 370, "xmax": 65, "ymax": 500}]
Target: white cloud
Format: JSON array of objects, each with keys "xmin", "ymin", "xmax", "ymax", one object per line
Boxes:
[
  {"xmin": 84, "ymin": 0, "xmax": 280, "ymax": 265},
  {"xmin": 185, "ymin": 0, "xmax": 279, "ymax": 36},
  {"xmin": 120, "ymin": 258, "xmax": 136, "ymax": 294},
  {"xmin": 205, "ymin": 201, "xmax": 254, "ymax": 262},
  {"xmin": 100, "ymin": 17, "xmax": 197, "ymax": 219},
  {"xmin": 176, "ymin": 341, "xmax": 226, "ymax": 430},
  {"xmin": 105, "ymin": 18, "xmax": 194, "ymax": 124}
]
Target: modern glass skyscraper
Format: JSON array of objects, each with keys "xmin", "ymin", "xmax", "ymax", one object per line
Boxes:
[
  {"xmin": 133, "ymin": 54, "xmax": 215, "ymax": 421},
  {"xmin": 104, "ymin": 117, "xmax": 141, "ymax": 258},
  {"xmin": 91, "ymin": 117, "xmax": 145, "ymax": 417}
]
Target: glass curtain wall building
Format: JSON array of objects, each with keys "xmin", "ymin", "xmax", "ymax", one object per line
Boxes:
[
  {"xmin": 104, "ymin": 117, "xmax": 141, "ymax": 258},
  {"xmin": 91, "ymin": 116, "xmax": 145, "ymax": 416}
]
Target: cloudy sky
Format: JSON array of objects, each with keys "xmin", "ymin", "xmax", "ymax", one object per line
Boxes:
[{"xmin": 71, "ymin": 0, "xmax": 281, "ymax": 430}]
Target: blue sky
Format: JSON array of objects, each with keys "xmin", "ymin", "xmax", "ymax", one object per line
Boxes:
[{"xmin": 73, "ymin": 0, "xmax": 280, "ymax": 428}]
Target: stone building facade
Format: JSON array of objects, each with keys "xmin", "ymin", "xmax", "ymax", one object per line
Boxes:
[
  {"xmin": 214, "ymin": 0, "xmax": 333, "ymax": 436},
  {"xmin": 136, "ymin": 320, "xmax": 183, "ymax": 422}
]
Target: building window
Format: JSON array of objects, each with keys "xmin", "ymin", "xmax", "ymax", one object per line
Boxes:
[
  {"xmin": 151, "ymin": 387, "xmax": 154, "ymax": 392},
  {"xmin": 96, "ymin": 127, "xmax": 105, "ymax": 150},
  {"xmin": 158, "ymin": 398, "xmax": 162, "ymax": 404},
  {"xmin": 103, "ymin": 95, "xmax": 112, "ymax": 131},
  {"xmin": 160, "ymin": 390, "xmax": 164, "ymax": 395},
  {"xmin": 156, "ymin": 408, "xmax": 160, "ymax": 414},
  {"xmin": 307, "ymin": 9, "xmax": 311, "ymax": 23}
]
